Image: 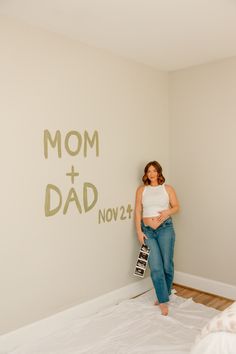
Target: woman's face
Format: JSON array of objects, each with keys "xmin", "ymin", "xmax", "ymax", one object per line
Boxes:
[{"xmin": 147, "ymin": 165, "xmax": 158, "ymax": 183}]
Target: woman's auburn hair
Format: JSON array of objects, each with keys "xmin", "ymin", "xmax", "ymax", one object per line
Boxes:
[{"xmin": 142, "ymin": 161, "xmax": 165, "ymax": 185}]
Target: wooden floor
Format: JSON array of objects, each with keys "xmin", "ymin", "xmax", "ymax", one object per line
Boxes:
[{"xmin": 173, "ymin": 283, "xmax": 234, "ymax": 311}]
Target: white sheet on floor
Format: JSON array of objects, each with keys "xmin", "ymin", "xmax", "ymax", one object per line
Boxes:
[
  {"xmin": 190, "ymin": 332, "xmax": 236, "ymax": 354},
  {"xmin": 5, "ymin": 290, "xmax": 219, "ymax": 354}
]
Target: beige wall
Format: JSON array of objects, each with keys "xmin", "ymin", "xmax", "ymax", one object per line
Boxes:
[
  {"xmin": 2, "ymin": 14, "xmax": 236, "ymax": 336},
  {"xmin": 169, "ymin": 58, "xmax": 236, "ymax": 285},
  {"xmin": 0, "ymin": 17, "xmax": 169, "ymax": 333}
]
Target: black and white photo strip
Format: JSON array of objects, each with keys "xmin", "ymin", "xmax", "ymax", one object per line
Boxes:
[{"xmin": 134, "ymin": 244, "xmax": 150, "ymax": 278}]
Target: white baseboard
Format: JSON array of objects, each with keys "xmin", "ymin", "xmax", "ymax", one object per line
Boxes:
[
  {"xmin": 174, "ymin": 270, "xmax": 236, "ymax": 300},
  {"xmin": 0, "ymin": 277, "xmax": 152, "ymax": 352}
]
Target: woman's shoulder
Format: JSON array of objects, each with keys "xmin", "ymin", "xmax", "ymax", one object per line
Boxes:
[
  {"xmin": 136, "ymin": 184, "xmax": 145, "ymax": 193},
  {"xmin": 164, "ymin": 184, "xmax": 175, "ymax": 193}
]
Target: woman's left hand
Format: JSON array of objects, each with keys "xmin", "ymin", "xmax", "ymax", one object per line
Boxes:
[{"xmin": 157, "ymin": 210, "xmax": 170, "ymax": 223}]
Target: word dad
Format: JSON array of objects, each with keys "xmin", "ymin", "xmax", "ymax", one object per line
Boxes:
[{"xmin": 45, "ymin": 183, "xmax": 98, "ymax": 217}]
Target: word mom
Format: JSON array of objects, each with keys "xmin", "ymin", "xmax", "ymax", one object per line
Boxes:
[{"xmin": 44, "ymin": 129, "xmax": 99, "ymax": 158}]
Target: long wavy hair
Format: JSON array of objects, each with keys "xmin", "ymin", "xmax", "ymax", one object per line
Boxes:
[{"xmin": 142, "ymin": 161, "xmax": 165, "ymax": 185}]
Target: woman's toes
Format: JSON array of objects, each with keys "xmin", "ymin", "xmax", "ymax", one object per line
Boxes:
[{"xmin": 159, "ymin": 303, "xmax": 168, "ymax": 316}]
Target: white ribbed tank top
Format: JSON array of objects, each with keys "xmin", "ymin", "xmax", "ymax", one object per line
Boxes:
[{"xmin": 142, "ymin": 184, "xmax": 169, "ymax": 218}]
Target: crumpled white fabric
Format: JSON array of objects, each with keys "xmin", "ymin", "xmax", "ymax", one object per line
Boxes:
[
  {"xmin": 190, "ymin": 301, "xmax": 236, "ymax": 354},
  {"xmin": 4, "ymin": 289, "xmax": 219, "ymax": 354},
  {"xmin": 198, "ymin": 300, "xmax": 236, "ymax": 338},
  {"xmin": 190, "ymin": 332, "xmax": 236, "ymax": 354}
]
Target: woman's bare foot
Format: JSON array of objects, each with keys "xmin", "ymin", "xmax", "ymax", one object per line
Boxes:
[
  {"xmin": 154, "ymin": 299, "xmax": 159, "ymax": 306},
  {"xmin": 159, "ymin": 303, "xmax": 168, "ymax": 316}
]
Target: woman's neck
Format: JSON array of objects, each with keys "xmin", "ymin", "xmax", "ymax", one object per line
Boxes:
[{"xmin": 150, "ymin": 182, "xmax": 159, "ymax": 186}]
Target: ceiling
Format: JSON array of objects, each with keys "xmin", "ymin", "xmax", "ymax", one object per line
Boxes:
[{"xmin": 1, "ymin": 0, "xmax": 236, "ymax": 71}]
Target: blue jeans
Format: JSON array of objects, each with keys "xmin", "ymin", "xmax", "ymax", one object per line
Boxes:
[{"xmin": 141, "ymin": 218, "xmax": 175, "ymax": 303}]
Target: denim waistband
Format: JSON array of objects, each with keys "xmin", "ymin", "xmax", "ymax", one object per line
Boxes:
[{"xmin": 141, "ymin": 217, "xmax": 172, "ymax": 230}]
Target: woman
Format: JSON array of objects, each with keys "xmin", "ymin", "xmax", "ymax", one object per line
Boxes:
[{"xmin": 135, "ymin": 161, "xmax": 180, "ymax": 316}]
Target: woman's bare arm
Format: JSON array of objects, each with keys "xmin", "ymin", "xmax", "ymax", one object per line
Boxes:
[
  {"xmin": 157, "ymin": 185, "xmax": 180, "ymax": 222},
  {"xmin": 135, "ymin": 186, "xmax": 147, "ymax": 244}
]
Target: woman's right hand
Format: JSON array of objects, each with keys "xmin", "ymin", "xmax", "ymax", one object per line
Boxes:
[{"xmin": 137, "ymin": 231, "xmax": 148, "ymax": 245}]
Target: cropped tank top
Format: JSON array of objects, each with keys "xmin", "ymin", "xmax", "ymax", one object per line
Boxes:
[{"xmin": 142, "ymin": 184, "xmax": 170, "ymax": 218}]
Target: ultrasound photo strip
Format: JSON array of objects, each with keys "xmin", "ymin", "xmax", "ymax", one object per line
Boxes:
[
  {"xmin": 134, "ymin": 244, "xmax": 150, "ymax": 278},
  {"xmin": 140, "ymin": 244, "xmax": 150, "ymax": 254},
  {"xmin": 138, "ymin": 251, "xmax": 149, "ymax": 261},
  {"xmin": 134, "ymin": 267, "xmax": 145, "ymax": 277},
  {"xmin": 137, "ymin": 259, "xmax": 147, "ymax": 269}
]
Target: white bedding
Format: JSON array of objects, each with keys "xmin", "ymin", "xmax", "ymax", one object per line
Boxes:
[
  {"xmin": 190, "ymin": 332, "xmax": 236, "ymax": 354},
  {"xmin": 2, "ymin": 290, "xmax": 219, "ymax": 354},
  {"xmin": 190, "ymin": 300, "xmax": 236, "ymax": 354}
]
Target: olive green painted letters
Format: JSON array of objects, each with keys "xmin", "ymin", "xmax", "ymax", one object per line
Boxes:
[
  {"xmin": 44, "ymin": 130, "xmax": 62, "ymax": 159},
  {"xmin": 65, "ymin": 131, "xmax": 82, "ymax": 156},
  {"xmin": 63, "ymin": 188, "xmax": 82, "ymax": 214},
  {"xmin": 83, "ymin": 182, "xmax": 98, "ymax": 212},
  {"xmin": 45, "ymin": 184, "xmax": 62, "ymax": 216},
  {"xmin": 84, "ymin": 130, "xmax": 99, "ymax": 157}
]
